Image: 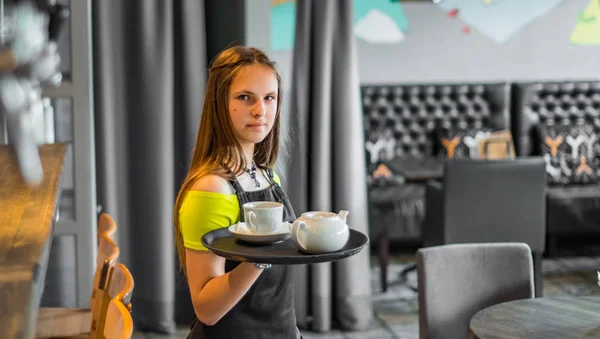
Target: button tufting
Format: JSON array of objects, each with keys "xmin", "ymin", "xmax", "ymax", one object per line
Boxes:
[
  {"xmin": 362, "ymin": 84, "xmax": 509, "ymax": 164},
  {"xmin": 514, "ymin": 81, "xmax": 600, "ymax": 155}
]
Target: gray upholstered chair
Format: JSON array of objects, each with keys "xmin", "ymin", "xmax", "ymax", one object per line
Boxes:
[
  {"xmin": 417, "ymin": 242, "xmax": 534, "ymax": 339},
  {"xmin": 422, "ymin": 157, "xmax": 546, "ymax": 296}
]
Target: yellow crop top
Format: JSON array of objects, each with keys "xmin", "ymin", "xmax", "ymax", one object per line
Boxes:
[{"xmin": 179, "ymin": 173, "xmax": 281, "ymax": 251}]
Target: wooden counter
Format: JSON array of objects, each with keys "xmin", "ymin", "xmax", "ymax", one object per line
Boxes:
[{"xmin": 0, "ymin": 144, "xmax": 67, "ymax": 339}]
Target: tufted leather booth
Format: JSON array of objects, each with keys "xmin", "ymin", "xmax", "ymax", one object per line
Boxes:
[
  {"xmin": 512, "ymin": 81, "xmax": 600, "ymax": 156},
  {"xmin": 512, "ymin": 81, "xmax": 600, "ymax": 252},
  {"xmin": 362, "ymin": 83, "xmax": 511, "ymax": 241},
  {"xmin": 362, "ymin": 84, "xmax": 511, "ymax": 174}
]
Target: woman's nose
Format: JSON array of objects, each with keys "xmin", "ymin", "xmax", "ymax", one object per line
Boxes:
[{"xmin": 252, "ymin": 101, "xmax": 266, "ymax": 117}]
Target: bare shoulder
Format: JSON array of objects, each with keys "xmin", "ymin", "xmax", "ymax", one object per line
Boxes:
[{"xmin": 190, "ymin": 174, "xmax": 233, "ymax": 194}]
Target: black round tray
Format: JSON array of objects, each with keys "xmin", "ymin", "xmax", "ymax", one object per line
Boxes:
[{"xmin": 201, "ymin": 228, "xmax": 369, "ymax": 265}]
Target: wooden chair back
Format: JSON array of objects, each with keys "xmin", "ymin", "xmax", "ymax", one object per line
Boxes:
[
  {"xmin": 103, "ymin": 299, "xmax": 133, "ymax": 339},
  {"xmin": 92, "ymin": 255, "xmax": 136, "ymax": 338},
  {"xmin": 34, "ymin": 216, "xmax": 122, "ymax": 339},
  {"xmin": 108, "ymin": 263, "xmax": 134, "ymax": 309},
  {"xmin": 89, "ymin": 233, "xmax": 120, "ymax": 338},
  {"xmin": 90, "ymin": 232, "xmax": 120, "ymax": 307},
  {"xmin": 98, "ymin": 213, "xmax": 117, "ymax": 240},
  {"xmin": 92, "ymin": 212, "xmax": 118, "ymax": 307},
  {"xmin": 33, "ymin": 232, "xmax": 120, "ymax": 338}
]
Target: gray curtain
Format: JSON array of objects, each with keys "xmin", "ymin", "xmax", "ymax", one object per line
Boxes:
[
  {"xmin": 289, "ymin": 0, "xmax": 373, "ymax": 332},
  {"xmin": 92, "ymin": 0, "xmax": 206, "ymax": 333}
]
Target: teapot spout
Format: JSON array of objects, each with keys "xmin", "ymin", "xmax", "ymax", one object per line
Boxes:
[{"xmin": 337, "ymin": 210, "xmax": 349, "ymax": 222}]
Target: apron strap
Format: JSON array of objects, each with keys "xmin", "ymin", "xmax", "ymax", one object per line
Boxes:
[
  {"xmin": 261, "ymin": 167, "xmax": 278, "ymax": 186},
  {"xmin": 228, "ymin": 179, "xmax": 242, "ymax": 194},
  {"xmin": 223, "ymin": 167, "xmax": 241, "ymax": 194}
]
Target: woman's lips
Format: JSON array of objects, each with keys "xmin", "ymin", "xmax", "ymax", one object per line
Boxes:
[{"xmin": 246, "ymin": 123, "xmax": 266, "ymax": 130}]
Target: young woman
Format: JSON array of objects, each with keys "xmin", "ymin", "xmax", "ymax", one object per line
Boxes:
[{"xmin": 173, "ymin": 46, "xmax": 301, "ymax": 339}]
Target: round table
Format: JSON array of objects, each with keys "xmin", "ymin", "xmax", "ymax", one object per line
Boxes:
[{"xmin": 469, "ymin": 296, "xmax": 600, "ymax": 339}]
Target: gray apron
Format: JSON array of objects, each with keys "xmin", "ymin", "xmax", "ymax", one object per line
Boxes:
[{"xmin": 187, "ymin": 168, "xmax": 300, "ymax": 339}]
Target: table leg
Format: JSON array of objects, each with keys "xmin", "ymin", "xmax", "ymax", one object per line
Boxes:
[
  {"xmin": 546, "ymin": 235, "xmax": 558, "ymax": 258},
  {"xmin": 378, "ymin": 230, "xmax": 389, "ymax": 293},
  {"xmin": 533, "ymin": 251, "xmax": 543, "ymax": 298},
  {"xmin": 399, "ymin": 263, "xmax": 418, "ymax": 292}
]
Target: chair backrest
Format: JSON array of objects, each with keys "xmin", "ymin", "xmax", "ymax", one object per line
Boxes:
[
  {"xmin": 89, "ymin": 233, "xmax": 120, "ymax": 338},
  {"xmin": 91, "ymin": 233, "xmax": 121, "ymax": 307},
  {"xmin": 108, "ymin": 263, "xmax": 134, "ymax": 310},
  {"xmin": 98, "ymin": 213, "xmax": 117, "ymax": 240},
  {"xmin": 441, "ymin": 157, "xmax": 547, "ymax": 251},
  {"xmin": 103, "ymin": 299, "xmax": 133, "ymax": 339},
  {"xmin": 417, "ymin": 242, "xmax": 534, "ymax": 339}
]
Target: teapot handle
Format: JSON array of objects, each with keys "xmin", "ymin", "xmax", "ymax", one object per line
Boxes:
[{"xmin": 291, "ymin": 220, "xmax": 308, "ymax": 252}]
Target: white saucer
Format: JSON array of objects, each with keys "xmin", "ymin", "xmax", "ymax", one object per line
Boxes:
[{"xmin": 228, "ymin": 222, "xmax": 291, "ymax": 244}]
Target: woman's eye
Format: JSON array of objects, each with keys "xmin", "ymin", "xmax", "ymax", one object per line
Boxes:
[
  {"xmin": 265, "ymin": 95, "xmax": 276, "ymax": 101},
  {"xmin": 238, "ymin": 95, "xmax": 249, "ymax": 100}
]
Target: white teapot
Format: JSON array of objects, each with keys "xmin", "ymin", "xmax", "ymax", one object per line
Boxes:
[{"xmin": 290, "ymin": 210, "xmax": 350, "ymax": 254}]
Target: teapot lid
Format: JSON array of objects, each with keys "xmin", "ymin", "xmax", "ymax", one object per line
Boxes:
[{"xmin": 302, "ymin": 211, "xmax": 337, "ymax": 219}]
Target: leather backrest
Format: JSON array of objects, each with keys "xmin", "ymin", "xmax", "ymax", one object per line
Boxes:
[
  {"xmin": 512, "ymin": 81, "xmax": 600, "ymax": 156},
  {"xmin": 442, "ymin": 157, "xmax": 547, "ymax": 252},
  {"xmin": 361, "ymin": 83, "xmax": 511, "ymax": 171}
]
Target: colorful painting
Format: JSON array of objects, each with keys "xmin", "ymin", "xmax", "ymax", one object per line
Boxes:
[
  {"xmin": 436, "ymin": 0, "xmax": 565, "ymax": 44},
  {"xmin": 271, "ymin": 0, "xmax": 296, "ymax": 52},
  {"xmin": 354, "ymin": 0, "xmax": 408, "ymax": 44},
  {"xmin": 570, "ymin": 0, "xmax": 600, "ymax": 45}
]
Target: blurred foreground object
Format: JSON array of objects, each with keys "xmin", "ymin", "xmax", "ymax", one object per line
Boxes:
[{"xmin": 0, "ymin": 0, "xmax": 69, "ymax": 186}]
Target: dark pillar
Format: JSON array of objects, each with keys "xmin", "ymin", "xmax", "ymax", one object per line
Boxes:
[{"xmin": 205, "ymin": 0, "xmax": 246, "ymax": 66}]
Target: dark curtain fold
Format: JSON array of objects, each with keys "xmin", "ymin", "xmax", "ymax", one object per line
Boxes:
[
  {"xmin": 92, "ymin": 0, "xmax": 207, "ymax": 333},
  {"xmin": 289, "ymin": 0, "xmax": 373, "ymax": 332}
]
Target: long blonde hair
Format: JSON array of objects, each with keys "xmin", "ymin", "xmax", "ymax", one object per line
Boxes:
[{"xmin": 174, "ymin": 46, "xmax": 283, "ymax": 276}]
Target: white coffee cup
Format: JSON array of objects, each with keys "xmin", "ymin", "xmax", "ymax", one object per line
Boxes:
[{"xmin": 242, "ymin": 201, "xmax": 284, "ymax": 234}]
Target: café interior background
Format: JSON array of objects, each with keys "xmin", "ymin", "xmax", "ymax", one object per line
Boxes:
[{"xmin": 6, "ymin": 0, "xmax": 600, "ymax": 338}]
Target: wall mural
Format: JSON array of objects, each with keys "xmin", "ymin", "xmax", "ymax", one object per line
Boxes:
[
  {"xmin": 481, "ymin": 0, "xmax": 504, "ymax": 5},
  {"xmin": 435, "ymin": 0, "xmax": 566, "ymax": 44},
  {"xmin": 271, "ymin": 0, "xmax": 296, "ymax": 52},
  {"xmin": 353, "ymin": 0, "xmax": 409, "ymax": 45},
  {"xmin": 270, "ymin": 0, "xmax": 409, "ymax": 51},
  {"xmin": 570, "ymin": 0, "xmax": 600, "ymax": 45},
  {"xmin": 271, "ymin": 0, "xmax": 590, "ymax": 50}
]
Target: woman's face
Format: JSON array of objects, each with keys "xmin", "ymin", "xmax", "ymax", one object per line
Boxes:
[{"xmin": 228, "ymin": 64, "xmax": 279, "ymax": 150}]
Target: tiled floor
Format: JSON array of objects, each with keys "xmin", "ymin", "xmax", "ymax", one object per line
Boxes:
[{"xmin": 138, "ymin": 246, "xmax": 600, "ymax": 339}]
